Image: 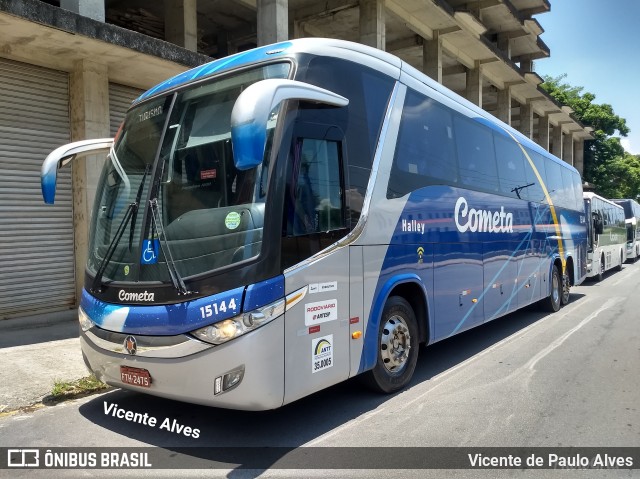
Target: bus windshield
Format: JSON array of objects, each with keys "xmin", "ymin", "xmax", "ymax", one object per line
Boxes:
[{"xmin": 88, "ymin": 63, "xmax": 291, "ymax": 284}]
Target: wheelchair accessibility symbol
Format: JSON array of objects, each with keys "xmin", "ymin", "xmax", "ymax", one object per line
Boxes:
[{"xmin": 141, "ymin": 239, "xmax": 160, "ymax": 265}]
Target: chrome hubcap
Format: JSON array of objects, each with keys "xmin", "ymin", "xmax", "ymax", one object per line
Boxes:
[
  {"xmin": 380, "ymin": 315, "xmax": 411, "ymax": 373},
  {"xmin": 552, "ymin": 273, "xmax": 559, "ymax": 304}
]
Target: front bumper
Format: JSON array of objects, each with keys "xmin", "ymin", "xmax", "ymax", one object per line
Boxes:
[{"xmin": 81, "ymin": 316, "xmax": 285, "ymax": 411}]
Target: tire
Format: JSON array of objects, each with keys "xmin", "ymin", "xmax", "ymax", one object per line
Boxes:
[
  {"xmin": 363, "ymin": 296, "xmax": 419, "ymax": 393},
  {"xmin": 560, "ymin": 269, "xmax": 571, "ymax": 305},
  {"xmin": 542, "ymin": 265, "xmax": 562, "ymax": 312},
  {"xmin": 596, "ymin": 255, "xmax": 605, "ymax": 282},
  {"xmin": 616, "ymin": 251, "xmax": 623, "ymax": 271}
]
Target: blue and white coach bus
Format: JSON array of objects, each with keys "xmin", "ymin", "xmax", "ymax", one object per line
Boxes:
[
  {"xmin": 41, "ymin": 39, "xmax": 587, "ymax": 410},
  {"xmin": 613, "ymin": 198, "xmax": 640, "ymax": 262}
]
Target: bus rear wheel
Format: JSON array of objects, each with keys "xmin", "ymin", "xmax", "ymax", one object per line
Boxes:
[
  {"xmin": 542, "ymin": 265, "xmax": 562, "ymax": 312},
  {"xmin": 616, "ymin": 251, "xmax": 623, "ymax": 271},
  {"xmin": 363, "ymin": 296, "xmax": 418, "ymax": 393},
  {"xmin": 561, "ymin": 271, "xmax": 571, "ymax": 305}
]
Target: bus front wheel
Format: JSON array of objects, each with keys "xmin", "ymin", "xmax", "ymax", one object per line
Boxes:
[
  {"xmin": 363, "ymin": 296, "xmax": 419, "ymax": 393},
  {"xmin": 542, "ymin": 265, "xmax": 562, "ymax": 312},
  {"xmin": 596, "ymin": 255, "xmax": 605, "ymax": 282}
]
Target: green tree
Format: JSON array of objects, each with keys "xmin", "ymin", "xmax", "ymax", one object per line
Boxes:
[{"xmin": 540, "ymin": 74, "xmax": 634, "ymax": 197}]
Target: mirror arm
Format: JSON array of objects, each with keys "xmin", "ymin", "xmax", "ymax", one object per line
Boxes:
[{"xmin": 41, "ymin": 138, "xmax": 114, "ymax": 204}]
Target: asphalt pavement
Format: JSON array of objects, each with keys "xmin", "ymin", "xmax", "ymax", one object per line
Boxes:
[{"xmin": 0, "ymin": 309, "xmax": 88, "ymax": 412}]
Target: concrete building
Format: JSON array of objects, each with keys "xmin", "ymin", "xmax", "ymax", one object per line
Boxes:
[{"xmin": 0, "ymin": 0, "xmax": 591, "ymax": 320}]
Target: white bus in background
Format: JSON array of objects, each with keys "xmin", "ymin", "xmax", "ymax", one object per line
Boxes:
[
  {"xmin": 613, "ymin": 198, "xmax": 640, "ymax": 262},
  {"xmin": 584, "ymin": 192, "xmax": 627, "ymax": 281}
]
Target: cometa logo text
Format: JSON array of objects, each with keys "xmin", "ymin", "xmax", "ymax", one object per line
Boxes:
[
  {"xmin": 454, "ymin": 197, "xmax": 514, "ymax": 233},
  {"xmin": 118, "ymin": 290, "xmax": 155, "ymax": 302}
]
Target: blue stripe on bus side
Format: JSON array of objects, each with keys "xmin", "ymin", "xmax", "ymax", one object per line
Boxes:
[{"xmin": 357, "ymin": 185, "xmax": 586, "ymax": 374}]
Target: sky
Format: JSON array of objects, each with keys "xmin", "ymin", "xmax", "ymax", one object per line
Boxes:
[{"xmin": 535, "ymin": 0, "xmax": 640, "ymax": 154}]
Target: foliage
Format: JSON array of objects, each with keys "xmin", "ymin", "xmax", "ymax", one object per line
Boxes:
[
  {"xmin": 50, "ymin": 375, "xmax": 108, "ymax": 401},
  {"xmin": 540, "ymin": 74, "xmax": 637, "ymax": 198}
]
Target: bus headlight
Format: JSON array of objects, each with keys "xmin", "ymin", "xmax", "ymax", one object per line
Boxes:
[
  {"xmin": 78, "ymin": 306, "xmax": 94, "ymax": 332},
  {"xmin": 191, "ymin": 298, "xmax": 284, "ymax": 345}
]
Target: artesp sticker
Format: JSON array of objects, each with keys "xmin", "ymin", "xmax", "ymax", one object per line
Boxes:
[
  {"xmin": 304, "ymin": 299, "xmax": 338, "ymax": 326},
  {"xmin": 312, "ymin": 334, "xmax": 333, "ymax": 373}
]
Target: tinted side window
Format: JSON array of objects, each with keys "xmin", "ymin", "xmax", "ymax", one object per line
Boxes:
[
  {"xmin": 561, "ymin": 166, "xmax": 577, "ymax": 210},
  {"xmin": 454, "ymin": 116, "xmax": 499, "ymax": 192},
  {"xmin": 494, "ymin": 133, "xmax": 527, "ymax": 198},
  {"xmin": 545, "ymin": 158, "xmax": 565, "ymax": 207},
  {"xmin": 524, "ymin": 148, "xmax": 547, "ymax": 203},
  {"xmin": 300, "ymin": 56, "xmax": 394, "ymax": 224},
  {"xmin": 572, "ymin": 172, "xmax": 583, "ymax": 211},
  {"xmin": 287, "ymin": 139, "xmax": 344, "ymax": 236},
  {"xmin": 388, "ymin": 89, "xmax": 457, "ymax": 197}
]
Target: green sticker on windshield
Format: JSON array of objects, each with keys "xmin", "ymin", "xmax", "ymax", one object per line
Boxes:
[{"xmin": 225, "ymin": 212, "xmax": 241, "ymax": 230}]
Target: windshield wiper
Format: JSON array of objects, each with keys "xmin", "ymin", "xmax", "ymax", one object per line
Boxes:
[
  {"xmin": 129, "ymin": 163, "xmax": 151, "ymax": 250},
  {"xmin": 91, "ymin": 202, "xmax": 135, "ymax": 293},
  {"xmin": 149, "ymin": 197, "xmax": 195, "ymax": 296}
]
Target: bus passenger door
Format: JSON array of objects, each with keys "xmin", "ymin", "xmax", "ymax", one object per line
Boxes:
[{"xmin": 280, "ymin": 127, "xmax": 352, "ymax": 405}]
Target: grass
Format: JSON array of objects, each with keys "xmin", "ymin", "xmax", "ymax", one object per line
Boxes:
[{"xmin": 48, "ymin": 375, "xmax": 109, "ymax": 402}]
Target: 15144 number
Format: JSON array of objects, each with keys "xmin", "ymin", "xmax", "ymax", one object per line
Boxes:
[{"xmin": 199, "ymin": 298, "xmax": 237, "ymax": 318}]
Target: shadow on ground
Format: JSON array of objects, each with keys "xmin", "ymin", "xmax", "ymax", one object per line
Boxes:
[{"xmin": 78, "ymin": 293, "xmax": 588, "ymax": 476}]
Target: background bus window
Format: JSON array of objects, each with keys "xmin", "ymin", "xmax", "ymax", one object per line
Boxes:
[
  {"xmin": 290, "ymin": 138, "xmax": 345, "ymax": 236},
  {"xmin": 494, "ymin": 132, "xmax": 527, "ymax": 198},
  {"xmin": 453, "ymin": 115, "xmax": 499, "ymax": 192}
]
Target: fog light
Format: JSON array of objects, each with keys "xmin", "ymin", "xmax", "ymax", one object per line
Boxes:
[
  {"xmin": 78, "ymin": 307, "xmax": 94, "ymax": 332},
  {"xmin": 214, "ymin": 366, "xmax": 245, "ymax": 396}
]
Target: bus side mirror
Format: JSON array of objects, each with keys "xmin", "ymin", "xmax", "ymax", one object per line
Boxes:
[
  {"xmin": 593, "ymin": 213, "xmax": 604, "ymax": 235},
  {"xmin": 230, "ymin": 79, "xmax": 348, "ymax": 170},
  {"xmin": 41, "ymin": 139, "xmax": 114, "ymax": 204}
]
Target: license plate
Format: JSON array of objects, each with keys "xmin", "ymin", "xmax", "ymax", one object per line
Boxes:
[{"xmin": 120, "ymin": 366, "xmax": 152, "ymax": 388}]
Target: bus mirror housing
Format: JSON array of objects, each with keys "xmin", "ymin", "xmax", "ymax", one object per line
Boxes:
[
  {"xmin": 230, "ymin": 79, "xmax": 348, "ymax": 170},
  {"xmin": 593, "ymin": 212, "xmax": 604, "ymax": 235},
  {"xmin": 41, "ymin": 138, "xmax": 114, "ymax": 204}
]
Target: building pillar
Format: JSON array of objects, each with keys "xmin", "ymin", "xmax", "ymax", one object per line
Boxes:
[
  {"xmin": 164, "ymin": 0, "xmax": 198, "ymax": 51},
  {"xmin": 60, "ymin": 0, "xmax": 105, "ymax": 21},
  {"xmin": 423, "ymin": 32, "xmax": 442, "ymax": 83},
  {"xmin": 465, "ymin": 64, "xmax": 482, "ymax": 107},
  {"xmin": 257, "ymin": 0, "xmax": 289, "ymax": 46},
  {"xmin": 520, "ymin": 59, "xmax": 533, "ymax": 73},
  {"xmin": 574, "ymin": 139, "xmax": 585, "ymax": 176},
  {"xmin": 551, "ymin": 124, "xmax": 563, "ymax": 159},
  {"xmin": 519, "ymin": 101, "xmax": 533, "ymax": 139},
  {"xmin": 359, "ymin": 0, "xmax": 385, "ymax": 50},
  {"xmin": 69, "ymin": 59, "xmax": 110, "ymax": 302},
  {"xmin": 497, "ymin": 33, "xmax": 511, "ymax": 58},
  {"xmin": 496, "ymin": 86, "xmax": 511, "ymax": 125},
  {"xmin": 563, "ymin": 133, "xmax": 574, "ymax": 166},
  {"xmin": 538, "ymin": 114, "xmax": 550, "ymax": 151}
]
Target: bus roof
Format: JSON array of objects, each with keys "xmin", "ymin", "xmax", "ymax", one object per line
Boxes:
[{"xmin": 133, "ymin": 38, "xmax": 578, "ymax": 176}]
